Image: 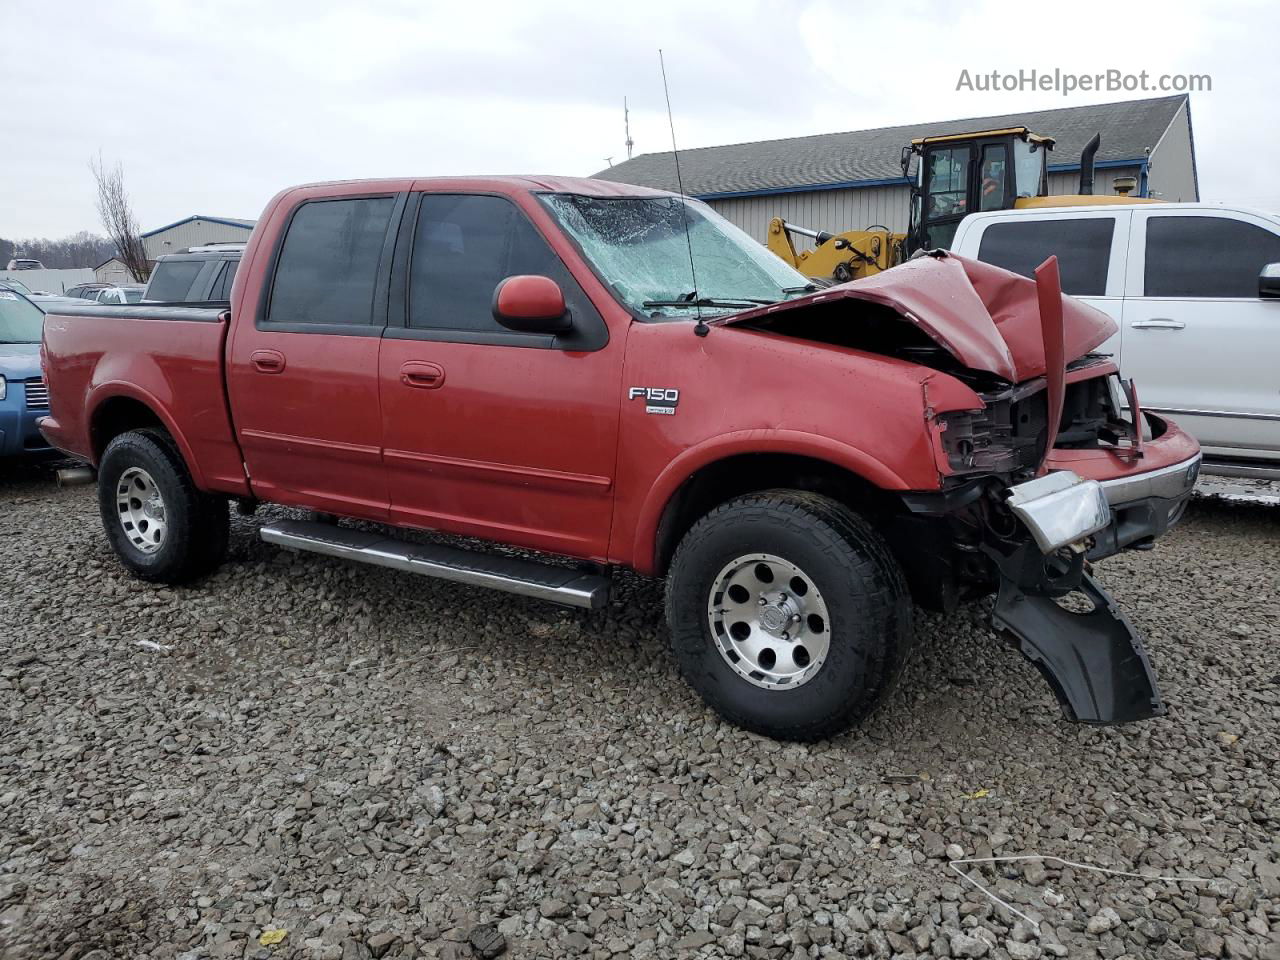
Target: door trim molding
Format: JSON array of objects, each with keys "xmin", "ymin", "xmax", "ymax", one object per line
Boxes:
[
  {"xmin": 240, "ymin": 429, "xmax": 383, "ymax": 462},
  {"xmin": 1146, "ymin": 406, "xmax": 1280, "ymax": 423},
  {"xmin": 384, "ymin": 447, "xmax": 612, "ymax": 493}
]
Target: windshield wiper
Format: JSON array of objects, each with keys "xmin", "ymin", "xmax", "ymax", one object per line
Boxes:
[
  {"xmin": 782, "ymin": 284, "xmax": 819, "ymax": 294},
  {"xmin": 642, "ymin": 293, "xmax": 773, "ymax": 309}
]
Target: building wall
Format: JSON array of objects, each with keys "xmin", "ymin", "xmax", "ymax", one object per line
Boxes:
[
  {"xmin": 0, "ymin": 268, "xmax": 95, "ymax": 294},
  {"xmin": 94, "ymin": 259, "xmax": 133, "ymax": 284},
  {"xmin": 1047, "ymin": 166, "xmax": 1142, "ymax": 199},
  {"xmin": 143, "ymin": 220, "xmax": 253, "ymax": 259},
  {"xmin": 707, "ymin": 184, "xmax": 911, "ymax": 252},
  {"xmin": 708, "ymin": 164, "xmax": 1147, "ymax": 251},
  {"xmin": 1146, "ymin": 101, "xmax": 1198, "ymax": 202}
]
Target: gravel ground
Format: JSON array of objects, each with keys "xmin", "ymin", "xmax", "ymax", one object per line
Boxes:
[{"xmin": 1, "ymin": 461, "xmax": 1277, "ymax": 960}]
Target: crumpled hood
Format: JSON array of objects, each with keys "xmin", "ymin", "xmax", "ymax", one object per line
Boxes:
[
  {"xmin": 0, "ymin": 342, "xmax": 42, "ymax": 380},
  {"xmin": 713, "ymin": 251, "xmax": 1116, "ymax": 383}
]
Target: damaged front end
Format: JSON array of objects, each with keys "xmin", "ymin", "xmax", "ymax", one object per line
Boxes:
[
  {"xmin": 900, "ymin": 458, "xmax": 1168, "ymax": 725},
  {"xmin": 717, "ymin": 251, "xmax": 1188, "ymax": 725},
  {"xmin": 981, "ymin": 472, "xmax": 1165, "ymax": 724},
  {"xmin": 924, "ymin": 257, "xmax": 1169, "ymax": 724}
]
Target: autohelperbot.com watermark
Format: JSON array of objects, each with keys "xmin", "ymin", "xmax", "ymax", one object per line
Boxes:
[{"xmin": 956, "ymin": 68, "xmax": 1211, "ymax": 97}]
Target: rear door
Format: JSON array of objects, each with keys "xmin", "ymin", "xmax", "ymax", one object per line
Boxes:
[
  {"xmin": 377, "ymin": 190, "xmax": 622, "ymax": 559},
  {"xmin": 971, "ymin": 210, "xmax": 1130, "ymax": 358},
  {"xmin": 226, "ymin": 192, "xmax": 405, "ymax": 520},
  {"xmin": 1121, "ymin": 209, "xmax": 1280, "ymax": 459}
]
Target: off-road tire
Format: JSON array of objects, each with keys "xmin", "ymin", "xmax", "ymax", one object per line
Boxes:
[
  {"xmin": 665, "ymin": 490, "xmax": 912, "ymax": 741},
  {"xmin": 97, "ymin": 429, "xmax": 229, "ymax": 584}
]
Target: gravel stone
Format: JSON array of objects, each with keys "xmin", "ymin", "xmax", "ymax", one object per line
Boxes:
[
  {"xmin": 0, "ymin": 464, "xmax": 1276, "ymax": 960},
  {"xmin": 1087, "ymin": 906, "xmax": 1121, "ymax": 933},
  {"xmin": 466, "ymin": 921, "xmax": 506, "ymax": 958},
  {"xmin": 951, "ymin": 931, "xmax": 992, "ymax": 957}
]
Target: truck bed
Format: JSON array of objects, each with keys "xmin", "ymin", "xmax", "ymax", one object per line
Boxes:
[{"xmin": 38, "ymin": 304, "xmax": 249, "ymax": 495}]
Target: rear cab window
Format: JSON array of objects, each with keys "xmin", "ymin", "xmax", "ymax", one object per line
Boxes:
[
  {"xmin": 263, "ymin": 196, "xmax": 397, "ymax": 331},
  {"xmin": 976, "ymin": 216, "xmax": 1118, "ymax": 296}
]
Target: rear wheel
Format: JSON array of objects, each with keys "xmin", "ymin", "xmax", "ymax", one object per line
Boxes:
[
  {"xmin": 97, "ymin": 429, "xmax": 229, "ymax": 583},
  {"xmin": 666, "ymin": 490, "xmax": 912, "ymax": 741}
]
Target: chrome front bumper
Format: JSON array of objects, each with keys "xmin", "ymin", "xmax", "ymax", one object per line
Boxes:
[
  {"xmin": 1006, "ymin": 471, "xmax": 1112, "ymax": 554},
  {"xmin": 1006, "ymin": 453, "xmax": 1201, "ymax": 557},
  {"xmin": 1098, "ymin": 453, "xmax": 1202, "ymax": 506}
]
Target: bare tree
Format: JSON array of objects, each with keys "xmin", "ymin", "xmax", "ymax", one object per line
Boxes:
[{"xmin": 90, "ymin": 154, "xmax": 150, "ymax": 282}]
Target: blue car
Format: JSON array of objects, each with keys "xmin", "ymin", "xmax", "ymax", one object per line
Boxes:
[{"xmin": 0, "ymin": 289, "xmax": 52, "ymax": 457}]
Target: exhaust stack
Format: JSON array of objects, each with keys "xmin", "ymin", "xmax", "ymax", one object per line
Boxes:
[{"xmin": 1078, "ymin": 133, "xmax": 1101, "ymax": 196}]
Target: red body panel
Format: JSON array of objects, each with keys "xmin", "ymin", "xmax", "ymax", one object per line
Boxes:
[
  {"xmin": 39, "ymin": 175, "xmax": 1200, "ymax": 580},
  {"xmin": 1046, "ymin": 415, "xmax": 1197, "ymax": 482},
  {"xmin": 717, "ymin": 252, "xmax": 1116, "ymax": 383},
  {"xmin": 1034, "ymin": 256, "xmax": 1067, "ymax": 474},
  {"xmin": 39, "ymin": 310, "xmax": 249, "ymax": 496},
  {"xmin": 613, "ymin": 324, "xmax": 985, "ymax": 573}
]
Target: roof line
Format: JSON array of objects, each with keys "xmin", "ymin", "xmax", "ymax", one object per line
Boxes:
[
  {"xmin": 694, "ymin": 159, "xmax": 1146, "ymax": 201},
  {"xmin": 696, "ymin": 176, "xmax": 908, "ymax": 200},
  {"xmin": 141, "ymin": 215, "xmax": 256, "ymax": 238},
  {"xmin": 620, "ymin": 94, "xmax": 1189, "ymax": 161}
]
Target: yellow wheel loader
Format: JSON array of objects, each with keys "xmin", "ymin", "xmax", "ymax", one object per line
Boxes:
[{"xmin": 767, "ymin": 129, "xmax": 1154, "ymax": 283}]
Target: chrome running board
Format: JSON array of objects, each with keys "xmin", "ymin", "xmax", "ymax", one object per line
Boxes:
[{"xmin": 260, "ymin": 518, "xmax": 610, "ymax": 610}]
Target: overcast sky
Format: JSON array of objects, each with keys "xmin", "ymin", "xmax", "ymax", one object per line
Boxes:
[{"xmin": 2, "ymin": 0, "xmax": 1275, "ymax": 238}]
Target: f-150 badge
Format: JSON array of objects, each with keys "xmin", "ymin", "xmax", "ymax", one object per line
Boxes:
[{"xmin": 629, "ymin": 386, "xmax": 679, "ymax": 416}]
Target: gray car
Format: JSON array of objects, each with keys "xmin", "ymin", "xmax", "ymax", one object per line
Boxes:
[{"xmin": 143, "ymin": 246, "xmax": 242, "ymax": 303}]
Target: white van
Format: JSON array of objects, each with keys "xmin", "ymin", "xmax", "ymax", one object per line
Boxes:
[{"xmin": 952, "ymin": 203, "xmax": 1280, "ymax": 480}]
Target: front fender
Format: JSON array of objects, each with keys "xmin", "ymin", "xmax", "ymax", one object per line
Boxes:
[{"xmin": 630, "ymin": 429, "xmax": 909, "ymax": 575}]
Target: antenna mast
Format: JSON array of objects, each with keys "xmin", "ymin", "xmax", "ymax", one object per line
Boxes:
[
  {"xmin": 658, "ymin": 49, "xmax": 708, "ymax": 338},
  {"xmin": 624, "ymin": 97, "xmax": 634, "ymax": 160}
]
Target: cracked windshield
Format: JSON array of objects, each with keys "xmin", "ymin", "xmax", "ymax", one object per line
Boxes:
[{"xmin": 542, "ymin": 194, "xmax": 810, "ymax": 317}]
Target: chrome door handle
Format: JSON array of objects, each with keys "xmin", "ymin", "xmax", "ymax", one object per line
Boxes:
[{"xmin": 1130, "ymin": 318, "xmax": 1186, "ymax": 330}]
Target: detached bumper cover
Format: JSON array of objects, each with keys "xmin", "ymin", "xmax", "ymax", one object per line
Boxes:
[
  {"xmin": 987, "ymin": 454, "xmax": 1200, "ymax": 726},
  {"xmin": 989, "ymin": 544, "xmax": 1166, "ymax": 724}
]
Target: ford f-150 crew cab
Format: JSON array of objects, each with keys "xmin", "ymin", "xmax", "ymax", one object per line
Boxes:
[{"xmin": 39, "ymin": 176, "xmax": 1201, "ymax": 741}]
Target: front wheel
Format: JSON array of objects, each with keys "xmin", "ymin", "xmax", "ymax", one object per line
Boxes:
[
  {"xmin": 665, "ymin": 491, "xmax": 912, "ymax": 741},
  {"xmin": 97, "ymin": 429, "xmax": 229, "ymax": 584}
]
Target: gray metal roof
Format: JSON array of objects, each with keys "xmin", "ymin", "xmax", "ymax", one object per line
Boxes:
[
  {"xmin": 142, "ymin": 215, "xmax": 257, "ymax": 238},
  {"xmin": 595, "ymin": 95, "xmax": 1187, "ymax": 197}
]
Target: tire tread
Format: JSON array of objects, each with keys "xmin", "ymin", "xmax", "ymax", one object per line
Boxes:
[
  {"xmin": 97, "ymin": 428, "xmax": 229, "ymax": 584},
  {"xmin": 665, "ymin": 490, "xmax": 913, "ymax": 741}
]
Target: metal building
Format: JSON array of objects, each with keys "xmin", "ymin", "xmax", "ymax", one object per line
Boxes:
[
  {"xmin": 142, "ymin": 215, "xmax": 256, "ymax": 260},
  {"xmin": 596, "ymin": 95, "xmax": 1198, "ymax": 247},
  {"xmin": 93, "ymin": 257, "xmax": 133, "ymax": 284}
]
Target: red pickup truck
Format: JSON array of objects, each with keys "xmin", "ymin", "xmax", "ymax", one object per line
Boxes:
[{"xmin": 40, "ymin": 176, "xmax": 1201, "ymax": 740}]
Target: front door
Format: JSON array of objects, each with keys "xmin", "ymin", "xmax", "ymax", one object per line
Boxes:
[
  {"xmin": 378, "ymin": 191, "xmax": 624, "ymax": 559},
  {"xmin": 1122, "ymin": 209, "xmax": 1280, "ymax": 460},
  {"xmin": 227, "ymin": 192, "xmax": 404, "ymax": 520}
]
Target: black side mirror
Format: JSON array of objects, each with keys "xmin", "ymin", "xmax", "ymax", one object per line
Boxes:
[{"xmin": 1260, "ymin": 263, "xmax": 1280, "ymax": 299}]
